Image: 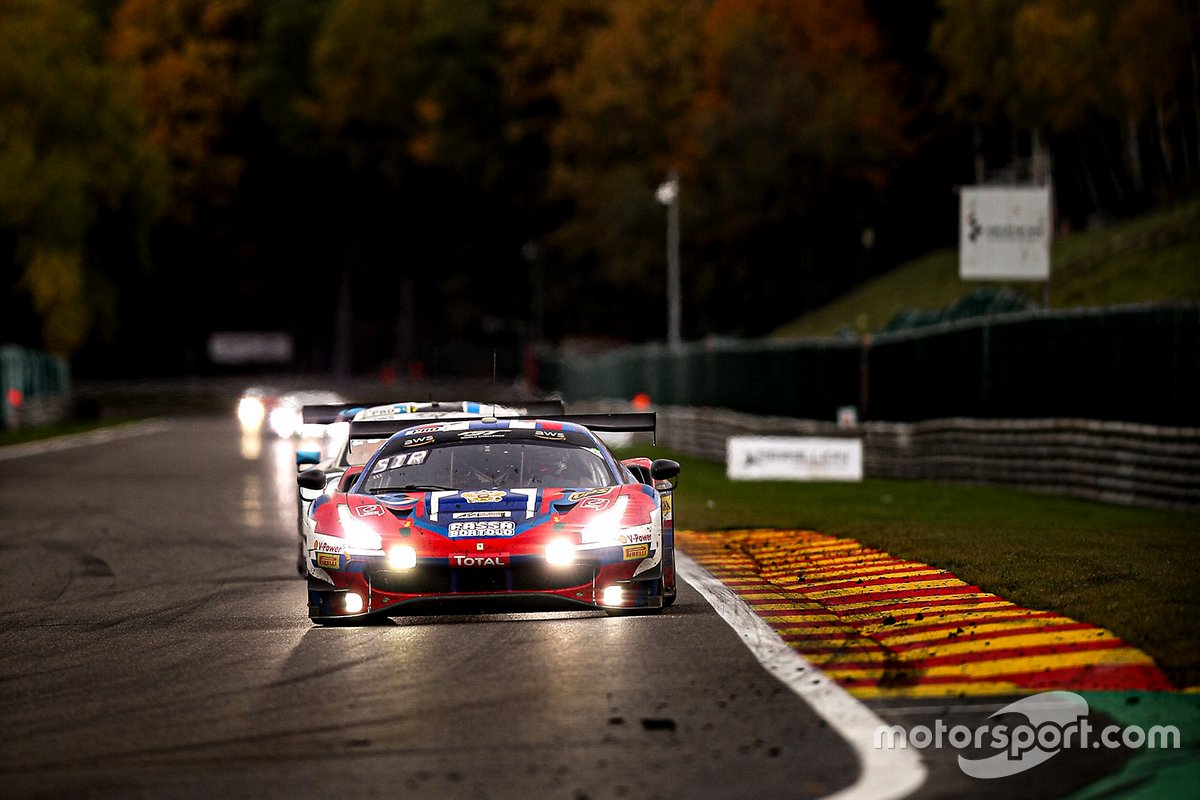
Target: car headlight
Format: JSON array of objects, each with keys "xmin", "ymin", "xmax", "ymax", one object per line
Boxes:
[
  {"xmin": 545, "ymin": 538, "xmax": 576, "ymax": 566},
  {"xmin": 581, "ymin": 496, "xmax": 632, "ymax": 544},
  {"xmin": 237, "ymin": 397, "xmax": 265, "ymax": 430},
  {"xmin": 269, "ymin": 406, "xmax": 300, "ymax": 438},
  {"xmin": 338, "ymin": 505, "xmax": 382, "ymax": 550},
  {"xmin": 387, "ymin": 545, "xmax": 417, "ymax": 570}
]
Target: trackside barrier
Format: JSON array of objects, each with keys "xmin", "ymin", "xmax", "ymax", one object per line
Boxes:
[
  {"xmin": 574, "ymin": 401, "xmax": 1200, "ymax": 511},
  {"xmin": 542, "ymin": 303, "xmax": 1200, "ymax": 427},
  {"xmin": 0, "ymin": 344, "xmax": 71, "ymax": 430}
]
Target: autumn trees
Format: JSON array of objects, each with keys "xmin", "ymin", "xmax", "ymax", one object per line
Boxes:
[
  {"xmin": 0, "ymin": 0, "xmax": 1196, "ymax": 370},
  {"xmin": 0, "ymin": 0, "xmax": 164, "ymax": 355},
  {"xmin": 932, "ymin": 0, "xmax": 1197, "ymax": 217}
]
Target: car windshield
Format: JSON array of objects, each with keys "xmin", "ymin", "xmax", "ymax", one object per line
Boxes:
[
  {"xmin": 346, "ymin": 438, "xmax": 386, "ymax": 467},
  {"xmin": 362, "ymin": 441, "xmax": 614, "ymax": 493}
]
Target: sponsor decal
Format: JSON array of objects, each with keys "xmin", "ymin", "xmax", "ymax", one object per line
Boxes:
[
  {"xmin": 661, "ymin": 494, "xmax": 673, "ymax": 521},
  {"xmin": 534, "ymin": 429, "xmax": 566, "ymax": 441},
  {"xmin": 372, "ymin": 457, "xmax": 390, "ymax": 473},
  {"xmin": 580, "ymin": 497, "xmax": 611, "ymax": 511},
  {"xmin": 476, "ymin": 542, "xmax": 485, "ymax": 551},
  {"xmin": 408, "ymin": 450, "xmax": 428, "ymax": 465},
  {"xmin": 449, "ymin": 553, "xmax": 509, "ymax": 567},
  {"xmin": 452, "ymin": 511, "xmax": 512, "ymax": 519},
  {"xmin": 623, "ymin": 543, "xmax": 649, "ymax": 561},
  {"xmin": 314, "ymin": 539, "xmax": 344, "ymax": 554},
  {"xmin": 447, "ymin": 520, "xmax": 517, "ymax": 538},
  {"xmin": 315, "ymin": 552, "xmax": 340, "ymax": 570},
  {"xmin": 619, "ymin": 532, "xmax": 653, "ymax": 545},
  {"xmin": 459, "ymin": 430, "xmax": 505, "ymax": 439},
  {"xmin": 406, "ymin": 424, "xmax": 445, "ymax": 434},
  {"xmin": 460, "ymin": 490, "xmax": 506, "ymax": 504},
  {"xmin": 567, "ymin": 487, "xmax": 612, "ymax": 502},
  {"xmin": 354, "ymin": 504, "xmax": 385, "ymax": 518},
  {"xmin": 404, "ymin": 435, "xmax": 434, "ymax": 448}
]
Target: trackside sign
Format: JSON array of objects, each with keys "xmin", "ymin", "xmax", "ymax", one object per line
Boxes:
[
  {"xmin": 727, "ymin": 437, "xmax": 863, "ymax": 481},
  {"xmin": 960, "ymin": 186, "xmax": 1051, "ymax": 280}
]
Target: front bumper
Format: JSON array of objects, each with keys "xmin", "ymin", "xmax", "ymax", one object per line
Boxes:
[{"xmin": 308, "ymin": 557, "xmax": 662, "ymax": 623}]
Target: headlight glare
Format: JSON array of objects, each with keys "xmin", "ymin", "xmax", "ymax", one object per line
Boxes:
[
  {"xmin": 237, "ymin": 397, "xmax": 265, "ymax": 429},
  {"xmin": 387, "ymin": 545, "xmax": 417, "ymax": 570},
  {"xmin": 545, "ymin": 538, "xmax": 575, "ymax": 566},
  {"xmin": 338, "ymin": 505, "xmax": 382, "ymax": 550}
]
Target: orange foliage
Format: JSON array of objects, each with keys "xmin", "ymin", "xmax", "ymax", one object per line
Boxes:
[{"xmin": 107, "ymin": 0, "xmax": 255, "ymax": 224}]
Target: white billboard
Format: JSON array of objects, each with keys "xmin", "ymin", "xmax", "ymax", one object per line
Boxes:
[
  {"xmin": 959, "ymin": 186, "xmax": 1051, "ymax": 281},
  {"xmin": 207, "ymin": 331, "xmax": 294, "ymax": 365},
  {"xmin": 726, "ymin": 436, "xmax": 863, "ymax": 482}
]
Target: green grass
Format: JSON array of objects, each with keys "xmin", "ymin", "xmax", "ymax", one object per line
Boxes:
[
  {"xmin": 637, "ymin": 447, "xmax": 1200, "ymax": 689},
  {"xmin": 0, "ymin": 418, "xmax": 129, "ymax": 447},
  {"xmin": 772, "ymin": 198, "xmax": 1200, "ymax": 337}
]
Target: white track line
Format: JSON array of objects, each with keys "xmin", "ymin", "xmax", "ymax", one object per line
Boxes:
[
  {"xmin": 0, "ymin": 419, "xmax": 172, "ymax": 461},
  {"xmin": 678, "ymin": 551, "xmax": 927, "ymax": 800}
]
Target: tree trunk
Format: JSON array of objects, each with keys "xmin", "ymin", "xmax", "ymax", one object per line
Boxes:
[{"xmin": 1124, "ymin": 117, "xmax": 1144, "ymax": 196}]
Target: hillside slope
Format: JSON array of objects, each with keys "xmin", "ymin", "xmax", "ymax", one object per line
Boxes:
[{"xmin": 772, "ymin": 199, "xmax": 1200, "ymax": 338}]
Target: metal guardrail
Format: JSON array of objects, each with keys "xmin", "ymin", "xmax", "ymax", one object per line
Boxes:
[
  {"xmin": 575, "ymin": 401, "xmax": 1200, "ymax": 511},
  {"xmin": 0, "ymin": 345, "xmax": 71, "ymax": 430}
]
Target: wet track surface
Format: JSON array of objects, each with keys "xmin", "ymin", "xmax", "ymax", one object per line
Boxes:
[{"xmin": 0, "ymin": 417, "xmax": 1125, "ymax": 798}]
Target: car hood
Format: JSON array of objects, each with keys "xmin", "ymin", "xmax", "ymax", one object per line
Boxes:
[{"xmin": 342, "ymin": 484, "xmax": 655, "ymax": 530}]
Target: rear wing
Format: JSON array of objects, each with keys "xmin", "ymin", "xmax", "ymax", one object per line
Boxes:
[
  {"xmin": 301, "ymin": 399, "xmax": 565, "ymax": 425},
  {"xmin": 347, "ymin": 412, "xmax": 657, "ymax": 445}
]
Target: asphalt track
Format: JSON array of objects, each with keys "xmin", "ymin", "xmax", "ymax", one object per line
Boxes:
[{"xmin": 0, "ymin": 417, "xmax": 1133, "ymax": 798}]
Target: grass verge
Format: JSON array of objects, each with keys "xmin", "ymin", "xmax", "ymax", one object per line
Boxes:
[
  {"xmin": 0, "ymin": 418, "xmax": 131, "ymax": 447},
  {"xmin": 633, "ymin": 447, "xmax": 1200, "ymax": 688}
]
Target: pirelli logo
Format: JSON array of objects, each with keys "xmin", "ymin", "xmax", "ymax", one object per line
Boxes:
[
  {"xmin": 315, "ymin": 552, "xmax": 340, "ymax": 570},
  {"xmin": 623, "ymin": 544, "xmax": 649, "ymax": 561}
]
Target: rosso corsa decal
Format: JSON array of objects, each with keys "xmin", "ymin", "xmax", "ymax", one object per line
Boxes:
[
  {"xmin": 355, "ymin": 504, "xmax": 386, "ymax": 517},
  {"xmin": 460, "ymin": 490, "xmax": 506, "ymax": 504},
  {"xmin": 623, "ymin": 543, "xmax": 650, "ymax": 561},
  {"xmin": 449, "ymin": 553, "xmax": 510, "ymax": 567}
]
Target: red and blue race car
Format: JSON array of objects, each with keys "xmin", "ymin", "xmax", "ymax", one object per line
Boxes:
[{"xmin": 296, "ymin": 413, "xmax": 679, "ymax": 624}]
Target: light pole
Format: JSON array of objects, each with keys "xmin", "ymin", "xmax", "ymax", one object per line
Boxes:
[{"xmin": 656, "ymin": 170, "xmax": 681, "ymax": 351}]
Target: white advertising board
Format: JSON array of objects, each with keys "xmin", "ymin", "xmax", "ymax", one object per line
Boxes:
[
  {"xmin": 726, "ymin": 436, "xmax": 863, "ymax": 482},
  {"xmin": 959, "ymin": 186, "xmax": 1051, "ymax": 281},
  {"xmin": 207, "ymin": 331, "xmax": 294, "ymax": 365}
]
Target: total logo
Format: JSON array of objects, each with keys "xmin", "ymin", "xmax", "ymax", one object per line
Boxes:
[{"xmin": 449, "ymin": 553, "xmax": 510, "ymax": 567}]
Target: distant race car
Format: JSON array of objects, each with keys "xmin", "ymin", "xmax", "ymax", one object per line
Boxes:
[
  {"xmin": 236, "ymin": 387, "xmax": 346, "ymax": 438},
  {"xmin": 293, "ymin": 401, "xmax": 565, "ymax": 575},
  {"xmin": 296, "ymin": 412, "xmax": 678, "ymax": 623}
]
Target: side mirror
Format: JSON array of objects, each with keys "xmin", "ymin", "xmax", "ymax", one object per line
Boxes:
[
  {"xmin": 651, "ymin": 458, "xmax": 680, "ymax": 491},
  {"xmin": 296, "ymin": 449, "xmax": 321, "ymax": 466},
  {"xmin": 297, "ymin": 468, "xmax": 327, "ymax": 492},
  {"xmin": 338, "ymin": 465, "xmax": 365, "ymax": 493}
]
